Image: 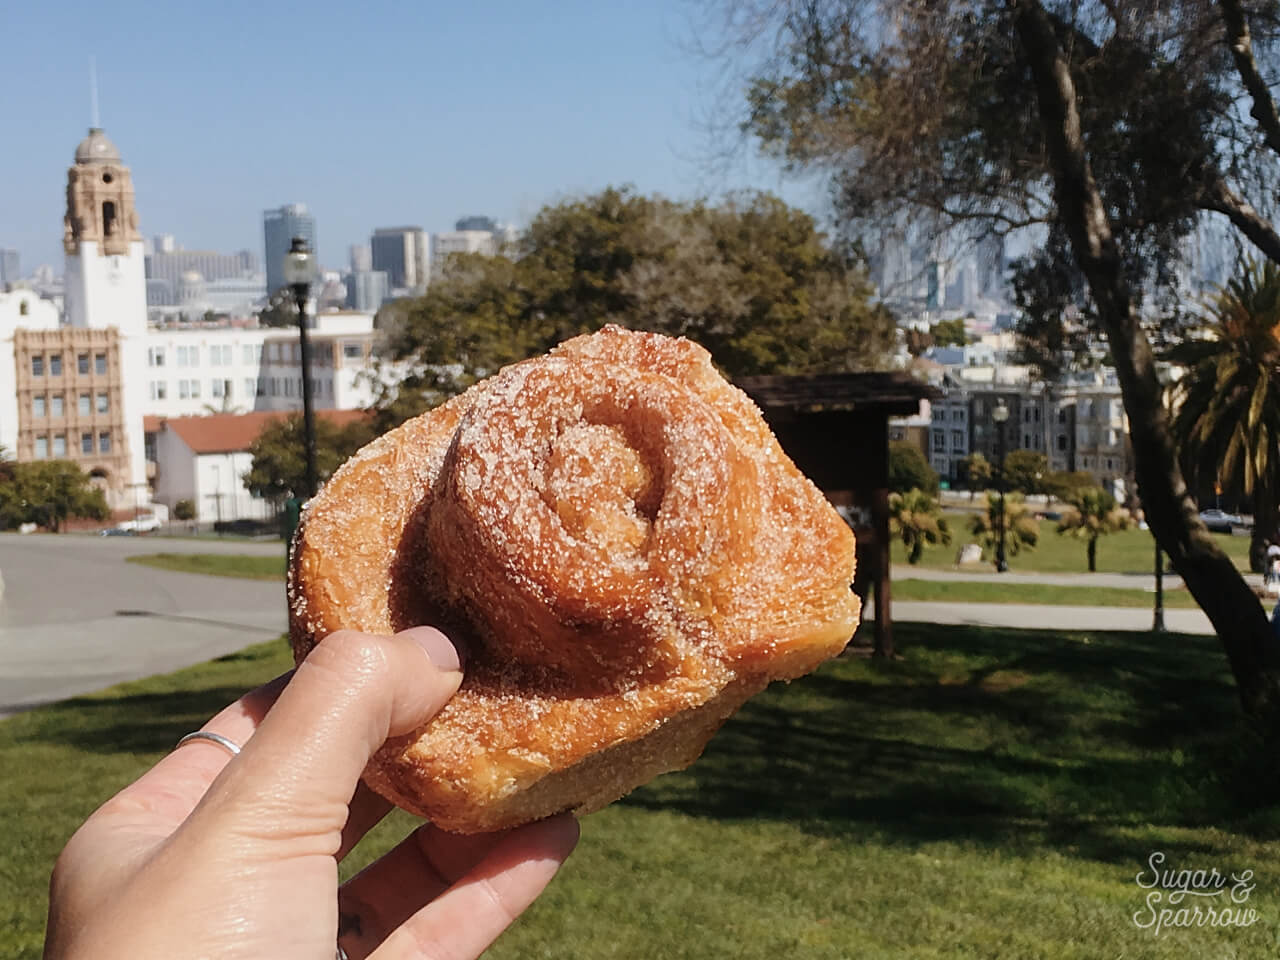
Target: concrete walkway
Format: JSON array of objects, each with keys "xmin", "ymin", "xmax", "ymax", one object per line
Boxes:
[
  {"xmin": 889, "ymin": 601, "xmax": 1212, "ymax": 635},
  {"xmin": 892, "ymin": 563, "xmax": 1266, "ymax": 592},
  {"xmin": 0, "ymin": 533, "xmax": 287, "ymax": 716}
]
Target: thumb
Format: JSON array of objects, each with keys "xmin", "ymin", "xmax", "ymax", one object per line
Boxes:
[{"xmin": 195, "ymin": 627, "xmax": 463, "ymax": 840}]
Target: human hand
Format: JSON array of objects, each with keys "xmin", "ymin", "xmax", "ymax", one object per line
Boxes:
[{"xmin": 43, "ymin": 627, "xmax": 579, "ymax": 960}]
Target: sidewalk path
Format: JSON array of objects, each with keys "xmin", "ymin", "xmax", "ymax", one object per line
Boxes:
[
  {"xmin": 889, "ymin": 601, "xmax": 1213, "ymax": 634},
  {"xmin": 893, "ymin": 564, "xmax": 1266, "ymax": 592}
]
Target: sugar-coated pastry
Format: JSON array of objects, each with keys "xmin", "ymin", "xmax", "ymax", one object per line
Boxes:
[{"xmin": 288, "ymin": 326, "xmax": 859, "ymax": 833}]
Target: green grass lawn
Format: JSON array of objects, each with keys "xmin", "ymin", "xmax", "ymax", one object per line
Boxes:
[
  {"xmin": 894, "ymin": 523, "xmax": 1255, "ymax": 575},
  {"xmin": 4, "ymin": 624, "xmax": 1278, "ymax": 958},
  {"xmin": 893, "ymin": 578, "xmax": 1201, "ymax": 608},
  {"xmin": 126, "ymin": 552, "xmax": 286, "ymax": 580}
]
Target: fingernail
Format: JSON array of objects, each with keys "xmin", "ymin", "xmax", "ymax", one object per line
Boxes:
[{"xmin": 400, "ymin": 626, "xmax": 464, "ymax": 673}]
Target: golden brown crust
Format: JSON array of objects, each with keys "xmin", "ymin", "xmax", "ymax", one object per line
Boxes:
[{"xmin": 289, "ymin": 325, "xmax": 859, "ymax": 833}]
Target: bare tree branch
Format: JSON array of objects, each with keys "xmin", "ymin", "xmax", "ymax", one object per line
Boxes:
[
  {"xmin": 1218, "ymin": 0, "xmax": 1280, "ymax": 158},
  {"xmin": 1200, "ymin": 175, "xmax": 1280, "ymax": 263}
]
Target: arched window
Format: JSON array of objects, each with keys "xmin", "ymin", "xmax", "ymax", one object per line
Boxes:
[
  {"xmin": 19, "ymin": 300, "xmax": 28, "ymax": 316},
  {"xmin": 103, "ymin": 201, "xmax": 117, "ymax": 236}
]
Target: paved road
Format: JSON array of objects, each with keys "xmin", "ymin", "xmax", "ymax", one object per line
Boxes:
[{"xmin": 0, "ymin": 534, "xmax": 287, "ymax": 716}]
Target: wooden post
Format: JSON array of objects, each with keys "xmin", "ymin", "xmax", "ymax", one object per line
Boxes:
[{"xmin": 872, "ymin": 482, "xmax": 894, "ymax": 657}]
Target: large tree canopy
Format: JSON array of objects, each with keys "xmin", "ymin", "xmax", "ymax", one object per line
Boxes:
[
  {"xmin": 707, "ymin": 0, "xmax": 1280, "ymax": 728},
  {"xmin": 373, "ymin": 187, "xmax": 896, "ymax": 427}
]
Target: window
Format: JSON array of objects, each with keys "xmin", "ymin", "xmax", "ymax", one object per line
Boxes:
[
  {"xmin": 53, "ymin": 434, "xmax": 66, "ymax": 457},
  {"xmin": 1023, "ymin": 408, "xmax": 1031, "ymax": 424},
  {"xmin": 148, "ymin": 347, "xmax": 165, "ymax": 367},
  {"xmin": 270, "ymin": 343, "xmax": 282, "ymax": 362},
  {"xmin": 952, "ymin": 409, "xmax": 965, "ymax": 422},
  {"xmin": 51, "ymin": 395, "xmax": 64, "ymax": 417},
  {"xmin": 50, "ymin": 355, "xmax": 62, "ymax": 375},
  {"xmin": 951, "ymin": 430, "xmax": 964, "ymax": 450},
  {"xmin": 78, "ymin": 394, "xmax": 91, "ymax": 416},
  {"xmin": 150, "ymin": 381, "xmax": 167, "ymax": 400},
  {"xmin": 243, "ymin": 344, "xmax": 257, "ymax": 365},
  {"xmin": 284, "ymin": 379, "xmax": 293, "ymax": 397},
  {"xmin": 343, "ymin": 342, "xmax": 362, "ymax": 361},
  {"xmin": 933, "ymin": 431, "xmax": 947, "ymax": 451},
  {"xmin": 32, "ymin": 356, "xmax": 44, "ymax": 376},
  {"xmin": 245, "ymin": 378, "xmax": 256, "ymax": 398},
  {"xmin": 95, "ymin": 353, "xmax": 107, "ymax": 374},
  {"xmin": 18, "ymin": 300, "xmax": 28, "ymax": 316},
  {"xmin": 1058, "ymin": 434, "xmax": 1068, "ymax": 451},
  {"xmin": 35, "ymin": 436, "xmax": 48, "ymax": 458},
  {"xmin": 210, "ymin": 344, "xmax": 231, "ymax": 366},
  {"xmin": 81, "ymin": 433, "xmax": 93, "ymax": 454},
  {"xmin": 1106, "ymin": 458, "xmax": 1114, "ymax": 471},
  {"xmin": 96, "ymin": 393, "xmax": 108, "ymax": 413},
  {"xmin": 99, "ymin": 432, "xmax": 111, "ymax": 453},
  {"xmin": 33, "ymin": 396, "xmax": 46, "ymax": 417},
  {"xmin": 1024, "ymin": 433, "xmax": 1032, "ymax": 448},
  {"xmin": 1058, "ymin": 408, "xmax": 1068, "ymax": 423},
  {"xmin": 189, "ymin": 379, "xmax": 200, "ymax": 399},
  {"xmin": 212, "ymin": 379, "xmax": 226, "ymax": 398},
  {"xmin": 77, "ymin": 354, "xmax": 90, "ymax": 375}
]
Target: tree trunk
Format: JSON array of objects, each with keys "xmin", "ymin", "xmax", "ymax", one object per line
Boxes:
[
  {"xmin": 1087, "ymin": 536, "xmax": 1097, "ymax": 573},
  {"xmin": 1012, "ymin": 0, "xmax": 1280, "ymax": 732}
]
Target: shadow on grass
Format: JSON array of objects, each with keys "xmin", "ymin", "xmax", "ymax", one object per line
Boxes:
[{"xmin": 622, "ymin": 622, "xmax": 1275, "ymax": 868}]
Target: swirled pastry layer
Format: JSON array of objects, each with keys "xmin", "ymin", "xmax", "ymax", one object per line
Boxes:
[{"xmin": 289, "ymin": 326, "xmax": 859, "ymax": 832}]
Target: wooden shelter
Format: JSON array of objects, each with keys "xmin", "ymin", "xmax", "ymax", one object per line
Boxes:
[{"xmin": 737, "ymin": 372, "xmax": 941, "ymax": 656}]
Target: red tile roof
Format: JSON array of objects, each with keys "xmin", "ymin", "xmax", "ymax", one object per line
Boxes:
[{"xmin": 155, "ymin": 409, "xmax": 370, "ymax": 454}]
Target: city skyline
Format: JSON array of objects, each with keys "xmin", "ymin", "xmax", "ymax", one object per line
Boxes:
[{"xmin": 0, "ymin": 0, "xmax": 814, "ymax": 274}]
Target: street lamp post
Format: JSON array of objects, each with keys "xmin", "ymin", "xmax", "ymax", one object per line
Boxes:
[
  {"xmin": 993, "ymin": 399, "xmax": 1010, "ymax": 573},
  {"xmin": 283, "ymin": 238, "xmax": 319, "ymax": 500}
]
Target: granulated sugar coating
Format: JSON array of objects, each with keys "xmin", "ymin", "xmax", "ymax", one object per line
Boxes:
[{"xmin": 289, "ymin": 325, "xmax": 860, "ymax": 833}]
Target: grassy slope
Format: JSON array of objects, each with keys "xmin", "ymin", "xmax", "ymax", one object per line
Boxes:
[
  {"xmin": 892, "ymin": 578, "xmax": 1201, "ymax": 608},
  {"xmin": 894, "ymin": 524, "xmax": 1254, "ymax": 574},
  {"xmin": 125, "ymin": 552, "xmax": 287, "ymax": 581},
  {"xmin": 4, "ymin": 625, "xmax": 1278, "ymax": 958}
]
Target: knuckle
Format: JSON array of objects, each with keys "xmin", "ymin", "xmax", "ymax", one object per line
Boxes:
[{"xmin": 304, "ymin": 630, "xmax": 391, "ymax": 689}]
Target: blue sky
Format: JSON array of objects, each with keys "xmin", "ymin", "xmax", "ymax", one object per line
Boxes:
[{"xmin": 2, "ymin": 0, "xmax": 821, "ymax": 272}]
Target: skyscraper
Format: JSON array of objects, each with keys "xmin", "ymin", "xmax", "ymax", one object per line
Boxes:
[
  {"xmin": 0, "ymin": 249, "xmax": 20, "ymax": 287},
  {"xmin": 370, "ymin": 227, "xmax": 428, "ymax": 292},
  {"xmin": 263, "ymin": 204, "xmax": 316, "ymax": 293}
]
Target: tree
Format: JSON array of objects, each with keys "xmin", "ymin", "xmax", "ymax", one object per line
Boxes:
[
  {"xmin": 889, "ymin": 488, "xmax": 952, "ymax": 563},
  {"xmin": 931, "ymin": 318, "xmax": 967, "ymax": 347},
  {"xmin": 709, "ymin": 0, "xmax": 1280, "ymax": 728},
  {"xmin": 173, "ymin": 499, "xmax": 196, "ymax": 522},
  {"xmin": 374, "ymin": 187, "xmax": 897, "ymax": 426},
  {"xmin": 969, "ymin": 492, "xmax": 1040, "ymax": 563},
  {"xmin": 1041, "ymin": 470, "xmax": 1093, "ymax": 504},
  {"xmin": 1056, "ymin": 487, "xmax": 1132, "ymax": 572},
  {"xmin": 1168, "ymin": 261, "xmax": 1280, "ymax": 571},
  {"xmin": 1002, "ymin": 450, "xmax": 1048, "ymax": 495},
  {"xmin": 888, "ymin": 441, "xmax": 940, "ymax": 496},
  {"xmin": 243, "ymin": 415, "xmax": 374, "ymax": 503},
  {"xmin": 960, "ymin": 452, "xmax": 993, "ymax": 500},
  {"xmin": 258, "ymin": 287, "xmax": 300, "ymax": 329},
  {"xmin": 0, "ymin": 461, "xmax": 109, "ymax": 532}
]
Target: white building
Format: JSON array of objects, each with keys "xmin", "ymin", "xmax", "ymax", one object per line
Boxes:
[
  {"xmin": 148, "ymin": 409, "xmax": 369, "ymax": 525},
  {"xmin": 139, "ymin": 311, "xmax": 382, "ymax": 418}
]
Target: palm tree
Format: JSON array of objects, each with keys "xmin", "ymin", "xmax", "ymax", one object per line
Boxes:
[
  {"xmin": 1167, "ymin": 261, "xmax": 1280, "ymax": 571},
  {"xmin": 1056, "ymin": 486, "xmax": 1132, "ymax": 572},
  {"xmin": 889, "ymin": 488, "xmax": 951, "ymax": 564},
  {"xmin": 968, "ymin": 491, "xmax": 1039, "ymax": 563}
]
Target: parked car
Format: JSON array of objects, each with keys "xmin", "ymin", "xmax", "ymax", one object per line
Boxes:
[
  {"xmin": 113, "ymin": 515, "xmax": 162, "ymax": 534},
  {"xmin": 99, "ymin": 527, "xmax": 136, "ymax": 537},
  {"xmin": 1198, "ymin": 509, "xmax": 1242, "ymax": 533}
]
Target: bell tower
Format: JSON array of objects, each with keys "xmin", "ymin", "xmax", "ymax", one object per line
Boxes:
[
  {"xmin": 62, "ymin": 126, "xmax": 148, "ymax": 496},
  {"xmin": 63, "ymin": 127, "xmax": 146, "ymax": 336}
]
